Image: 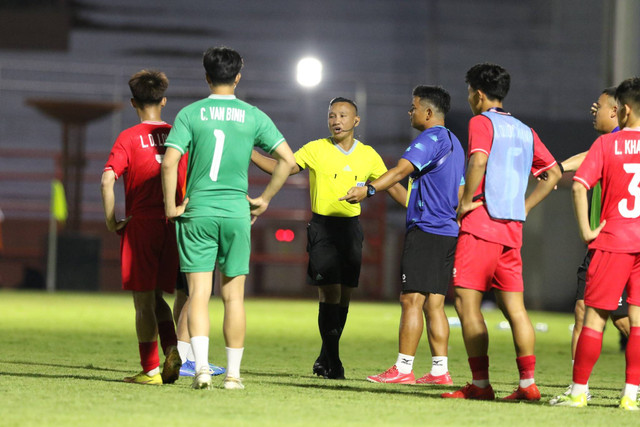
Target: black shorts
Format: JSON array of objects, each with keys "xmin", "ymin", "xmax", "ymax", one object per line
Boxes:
[
  {"xmin": 401, "ymin": 227, "xmax": 457, "ymax": 295},
  {"xmin": 576, "ymin": 249, "xmax": 628, "ymax": 316},
  {"xmin": 306, "ymin": 213, "xmax": 363, "ymax": 287}
]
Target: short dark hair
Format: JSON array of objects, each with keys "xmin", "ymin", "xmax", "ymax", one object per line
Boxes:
[
  {"xmin": 602, "ymin": 86, "xmax": 617, "ymax": 98},
  {"xmin": 203, "ymin": 46, "xmax": 243, "ymax": 86},
  {"xmin": 412, "ymin": 85, "xmax": 451, "ymax": 115},
  {"xmin": 615, "ymin": 77, "xmax": 640, "ymax": 114},
  {"xmin": 128, "ymin": 70, "xmax": 168, "ymax": 106},
  {"xmin": 329, "ymin": 97, "xmax": 358, "ymax": 114},
  {"xmin": 465, "ymin": 63, "xmax": 510, "ymax": 101}
]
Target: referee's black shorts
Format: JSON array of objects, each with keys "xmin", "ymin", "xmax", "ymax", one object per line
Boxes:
[
  {"xmin": 401, "ymin": 227, "xmax": 457, "ymax": 296},
  {"xmin": 306, "ymin": 213, "xmax": 363, "ymax": 287},
  {"xmin": 576, "ymin": 249, "xmax": 628, "ymax": 316}
]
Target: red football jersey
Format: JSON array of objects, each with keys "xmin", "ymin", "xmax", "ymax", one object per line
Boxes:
[
  {"xmin": 460, "ymin": 113, "xmax": 557, "ymax": 248},
  {"xmin": 104, "ymin": 121, "xmax": 186, "ymax": 219},
  {"xmin": 574, "ymin": 129, "xmax": 640, "ymax": 252}
]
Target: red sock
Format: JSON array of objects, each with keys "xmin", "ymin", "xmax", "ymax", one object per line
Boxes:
[
  {"xmin": 573, "ymin": 326, "xmax": 603, "ymax": 384},
  {"xmin": 469, "ymin": 356, "xmax": 489, "ymax": 381},
  {"xmin": 516, "ymin": 355, "xmax": 536, "ymax": 380},
  {"xmin": 625, "ymin": 327, "xmax": 640, "ymax": 385},
  {"xmin": 157, "ymin": 320, "xmax": 177, "ymax": 355},
  {"xmin": 139, "ymin": 341, "xmax": 160, "ymax": 373}
]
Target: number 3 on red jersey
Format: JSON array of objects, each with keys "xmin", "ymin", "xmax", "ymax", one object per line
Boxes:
[{"xmin": 619, "ymin": 163, "xmax": 640, "ymax": 218}]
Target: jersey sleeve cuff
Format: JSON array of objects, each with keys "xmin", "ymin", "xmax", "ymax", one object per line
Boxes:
[
  {"xmin": 267, "ymin": 138, "xmax": 286, "ymax": 154},
  {"xmin": 469, "ymin": 148, "xmax": 489, "ymax": 156},
  {"xmin": 532, "ymin": 161, "xmax": 557, "ymax": 177},
  {"xmin": 103, "ymin": 166, "xmax": 119, "ymax": 180},
  {"xmin": 164, "ymin": 143, "xmax": 185, "ymax": 154},
  {"xmin": 572, "ymin": 175, "xmax": 591, "ymax": 190}
]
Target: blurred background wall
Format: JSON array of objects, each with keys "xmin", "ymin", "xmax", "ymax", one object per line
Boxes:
[{"xmin": 0, "ymin": 0, "xmax": 638, "ymax": 310}]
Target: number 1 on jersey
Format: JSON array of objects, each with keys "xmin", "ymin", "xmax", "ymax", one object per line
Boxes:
[{"xmin": 209, "ymin": 129, "xmax": 225, "ymax": 181}]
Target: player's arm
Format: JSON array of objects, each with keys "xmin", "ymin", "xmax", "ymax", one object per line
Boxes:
[
  {"xmin": 247, "ymin": 141, "xmax": 297, "ymax": 223},
  {"xmin": 456, "ymin": 151, "xmax": 487, "ymax": 224},
  {"xmin": 386, "ymin": 183, "xmax": 408, "ymax": 207},
  {"xmin": 561, "ymin": 151, "xmax": 587, "ymax": 173},
  {"xmin": 251, "ymin": 149, "xmax": 300, "ymax": 175},
  {"xmin": 161, "ymin": 147, "xmax": 189, "ymax": 219},
  {"xmin": 525, "ymin": 163, "xmax": 562, "ymax": 215},
  {"xmin": 100, "ymin": 170, "xmax": 130, "ymax": 232},
  {"xmin": 572, "ymin": 181, "xmax": 605, "ymax": 243},
  {"xmin": 340, "ymin": 158, "xmax": 412, "ymax": 206}
]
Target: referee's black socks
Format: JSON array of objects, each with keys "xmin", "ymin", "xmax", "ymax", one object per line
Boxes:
[
  {"xmin": 338, "ymin": 305, "xmax": 349, "ymax": 335},
  {"xmin": 318, "ymin": 302, "xmax": 342, "ymax": 368}
]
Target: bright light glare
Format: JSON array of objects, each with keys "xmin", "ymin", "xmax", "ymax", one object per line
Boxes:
[{"xmin": 296, "ymin": 57, "xmax": 323, "ymax": 87}]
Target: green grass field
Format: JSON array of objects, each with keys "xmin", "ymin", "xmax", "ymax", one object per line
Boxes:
[{"xmin": 0, "ymin": 291, "xmax": 637, "ymax": 426}]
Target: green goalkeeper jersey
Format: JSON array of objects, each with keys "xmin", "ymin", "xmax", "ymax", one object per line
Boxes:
[
  {"xmin": 165, "ymin": 94, "xmax": 285, "ymax": 218},
  {"xmin": 589, "ymin": 182, "xmax": 602, "ymax": 231}
]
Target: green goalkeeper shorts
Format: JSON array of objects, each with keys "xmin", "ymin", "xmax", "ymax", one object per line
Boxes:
[{"xmin": 176, "ymin": 215, "xmax": 251, "ymax": 277}]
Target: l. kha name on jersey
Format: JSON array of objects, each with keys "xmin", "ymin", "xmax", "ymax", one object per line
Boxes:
[
  {"xmin": 200, "ymin": 106, "xmax": 246, "ymax": 123},
  {"xmin": 615, "ymin": 139, "xmax": 640, "ymax": 155}
]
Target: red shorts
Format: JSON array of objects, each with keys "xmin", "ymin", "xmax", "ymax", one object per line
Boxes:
[
  {"xmin": 120, "ymin": 217, "xmax": 178, "ymax": 293},
  {"xmin": 585, "ymin": 249, "xmax": 640, "ymax": 310},
  {"xmin": 452, "ymin": 232, "xmax": 523, "ymax": 292}
]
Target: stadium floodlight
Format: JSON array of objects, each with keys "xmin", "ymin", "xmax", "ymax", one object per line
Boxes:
[{"xmin": 296, "ymin": 57, "xmax": 322, "ymax": 88}]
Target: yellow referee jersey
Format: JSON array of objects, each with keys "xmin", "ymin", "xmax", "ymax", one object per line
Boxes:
[{"xmin": 295, "ymin": 138, "xmax": 387, "ymax": 217}]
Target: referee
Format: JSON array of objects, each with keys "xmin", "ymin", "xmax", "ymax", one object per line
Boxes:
[{"xmin": 252, "ymin": 97, "xmax": 406, "ymax": 379}]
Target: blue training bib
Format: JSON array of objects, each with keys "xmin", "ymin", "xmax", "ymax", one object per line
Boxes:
[{"xmin": 482, "ymin": 111, "xmax": 534, "ymax": 222}]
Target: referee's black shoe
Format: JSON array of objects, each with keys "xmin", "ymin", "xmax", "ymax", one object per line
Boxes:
[
  {"xmin": 313, "ymin": 357, "xmax": 328, "ymax": 377},
  {"xmin": 323, "ymin": 363, "xmax": 345, "ymax": 380}
]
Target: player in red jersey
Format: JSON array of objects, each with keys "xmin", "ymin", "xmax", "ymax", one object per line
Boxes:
[
  {"xmin": 551, "ymin": 77, "xmax": 640, "ymax": 410},
  {"xmin": 551, "ymin": 88, "xmax": 630, "ymax": 402},
  {"xmin": 442, "ymin": 63, "xmax": 561, "ymax": 401},
  {"xmin": 101, "ymin": 70, "xmax": 187, "ymax": 385}
]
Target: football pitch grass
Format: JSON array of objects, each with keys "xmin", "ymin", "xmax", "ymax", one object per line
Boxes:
[{"xmin": 0, "ymin": 291, "xmax": 637, "ymax": 426}]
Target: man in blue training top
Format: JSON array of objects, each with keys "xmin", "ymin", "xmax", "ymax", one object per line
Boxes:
[{"xmin": 341, "ymin": 85, "xmax": 465, "ymax": 384}]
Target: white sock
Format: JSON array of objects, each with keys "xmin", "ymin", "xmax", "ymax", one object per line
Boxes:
[
  {"xmin": 145, "ymin": 367, "xmax": 159, "ymax": 376},
  {"xmin": 571, "ymin": 382, "xmax": 588, "ymax": 397},
  {"xmin": 622, "ymin": 383, "xmax": 639, "ymax": 400},
  {"xmin": 520, "ymin": 378, "xmax": 535, "ymax": 388},
  {"xmin": 187, "ymin": 344, "xmax": 195, "ymax": 362},
  {"xmin": 395, "ymin": 353, "xmax": 414, "ymax": 374},
  {"xmin": 568, "ymin": 361, "xmax": 588, "ymax": 393},
  {"xmin": 191, "ymin": 336, "xmax": 209, "ymax": 373},
  {"xmin": 430, "ymin": 356, "xmax": 448, "ymax": 376},
  {"xmin": 472, "ymin": 379, "xmax": 490, "ymax": 388},
  {"xmin": 177, "ymin": 340, "xmax": 190, "ymax": 364},
  {"xmin": 226, "ymin": 347, "xmax": 244, "ymax": 378}
]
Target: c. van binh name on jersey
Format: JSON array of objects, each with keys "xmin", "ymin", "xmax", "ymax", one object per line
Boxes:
[{"xmin": 200, "ymin": 106, "xmax": 246, "ymax": 123}]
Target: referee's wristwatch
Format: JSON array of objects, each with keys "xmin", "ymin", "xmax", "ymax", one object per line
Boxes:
[{"xmin": 366, "ymin": 184, "xmax": 377, "ymax": 198}]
